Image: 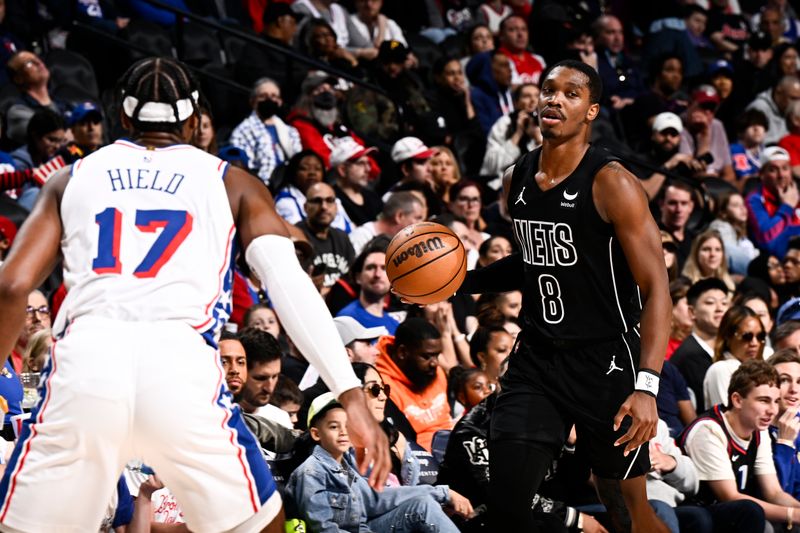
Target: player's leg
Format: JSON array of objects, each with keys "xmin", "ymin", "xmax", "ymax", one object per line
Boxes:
[
  {"xmin": 595, "ymin": 476, "xmax": 669, "ymax": 533},
  {"xmin": 488, "ymin": 344, "xmax": 570, "ymax": 531},
  {"xmin": 563, "ymin": 332, "xmax": 668, "ymax": 533},
  {"xmin": 134, "ymin": 322, "xmax": 283, "ymax": 533},
  {"xmin": 0, "ymin": 318, "xmax": 135, "ymax": 532}
]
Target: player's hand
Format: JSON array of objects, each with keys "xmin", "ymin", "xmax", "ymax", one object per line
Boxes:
[
  {"xmin": 389, "ymin": 286, "xmax": 426, "ymax": 308},
  {"xmin": 447, "ymin": 489, "xmax": 474, "ymax": 518},
  {"xmin": 338, "ymin": 387, "xmax": 391, "ymax": 491},
  {"xmin": 581, "ymin": 513, "xmax": 609, "ymax": 533},
  {"xmin": 777, "ymin": 406, "xmax": 800, "ymax": 443},
  {"xmin": 138, "ymin": 475, "xmax": 164, "ymax": 500},
  {"xmin": 613, "ymin": 391, "xmax": 658, "ymax": 456}
]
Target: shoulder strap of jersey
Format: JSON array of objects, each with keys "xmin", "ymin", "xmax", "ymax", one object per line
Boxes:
[
  {"xmin": 678, "ymin": 404, "xmax": 727, "ymax": 452},
  {"xmin": 508, "ymin": 147, "xmax": 540, "ymax": 200},
  {"xmin": 584, "ymin": 144, "xmax": 623, "ymax": 179}
]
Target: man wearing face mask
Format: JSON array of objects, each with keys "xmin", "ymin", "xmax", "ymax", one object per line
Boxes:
[
  {"xmin": 288, "ymin": 71, "xmax": 372, "ymax": 170},
  {"xmin": 230, "ymin": 77, "xmax": 303, "ymax": 186}
]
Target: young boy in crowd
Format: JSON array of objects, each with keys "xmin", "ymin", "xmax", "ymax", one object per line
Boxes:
[{"xmin": 287, "ymin": 393, "xmax": 471, "ymax": 532}]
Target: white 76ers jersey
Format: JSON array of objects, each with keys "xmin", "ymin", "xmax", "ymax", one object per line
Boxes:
[{"xmin": 54, "ymin": 140, "xmax": 236, "ymax": 344}]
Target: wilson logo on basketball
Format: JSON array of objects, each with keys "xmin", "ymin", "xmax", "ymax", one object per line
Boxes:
[{"xmin": 392, "ymin": 237, "xmax": 445, "ymax": 267}]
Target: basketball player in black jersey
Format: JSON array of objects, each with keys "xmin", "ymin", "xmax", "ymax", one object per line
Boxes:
[{"xmin": 458, "ymin": 60, "xmax": 671, "ymax": 532}]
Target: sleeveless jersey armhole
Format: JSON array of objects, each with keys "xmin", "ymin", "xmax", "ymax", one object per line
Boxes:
[{"xmin": 508, "ymin": 149, "xmax": 539, "ymax": 201}]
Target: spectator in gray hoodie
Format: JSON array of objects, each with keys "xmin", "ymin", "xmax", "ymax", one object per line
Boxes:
[{"xmin": 747, "ymin": 75, "xmax": 800, "ymax": 144}]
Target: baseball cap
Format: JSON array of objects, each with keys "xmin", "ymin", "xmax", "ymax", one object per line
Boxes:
[
  {"xmin": 307, "ymin": 392, "xmax": 342, "ymax": 428},
  {"xmin": 691, "ymin": 85, "xmax": 720, "ymax": 107},
  {"xmin": 748, "ymin": 31, "xmax": 772, "ymax": 51},
  {"xmin": 379, "ymin": 40, "xmax": 409, "ymax": 64},
  {"xmin": 301, "ymin": 70, "xmax": 338, "ymax": 95},
  {"xmin": 652, "ymin": 112, "xmax": 683, "ymax": 134},
  {"xmin": 708, "ymin": 59, "xmax": 734, "ymax": 78},
  {"xmin": 760, "ymin": 145, "xmax": 790, "ymax": 166},
  {"xmin": 391, "ymin": 136, "xmax": 435, "ymax": 163},
  {"xmin": 686, "ymin": 277, "xmax": 730, "ymax": 305},
  {"xmin": 67, "ymin": 101, "xmax": 102, "ymax": 127},
  {"xmin": 217, "ymin": 145, "xmax": 250, "ymax": 167},
  {"xmin": 778, "ymin": 297, "xmax": 800, "ymax": 326},
  {"xmin": 333, "ymin": 316, "xmax": 388, "ymax": 346},
  {"xmin": 263, "ymin": 3, "xmax": 300, "ymax": 25},
  {"xmin": 329, "ymin": 137, "xmax": 376, "ymax": 167},
  {"xmin": 0, "ymin": 216, "xmax": 17, "ymax": 247}
]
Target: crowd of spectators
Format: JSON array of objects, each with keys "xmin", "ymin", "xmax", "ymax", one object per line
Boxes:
[{"xmin": 10, "ymin": 0, "xmax": 800, "ymax": 531}]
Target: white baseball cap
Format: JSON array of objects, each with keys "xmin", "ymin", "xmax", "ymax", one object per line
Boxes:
[
  {"xmin": 651, "ymin": 112, "xmax": 683, "ymax": 134},
  {"xmin": 329, "ymin": 136, "xmax": 376, "ymax": 167},
  {"xmin": 333, "ymin": 316, "xmax": 387, "ymax": 346},
  {"xmin": 760, "ymin": 146, "xmax": 790, "ymax": 166},
  {"xmin": 390, "ymin": 136, "xmax": 436, "ymax": 163},
  {"xmin": 307, "ymin": 392, "xmax": 342, "ymax": 428}
]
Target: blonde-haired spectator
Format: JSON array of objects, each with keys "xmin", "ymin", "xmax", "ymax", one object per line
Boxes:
[
  {"xmin": 23, "ymin": 329, "xmax": 51, "ymax": 374},
  {"xmin": 682, "ymin": 230, "xmax": 736, "ymax": 291}
]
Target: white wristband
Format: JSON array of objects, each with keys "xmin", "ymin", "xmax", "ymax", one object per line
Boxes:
[{"xmin": 635, "ymin": 370, "xmax": 660, "ymax": 398}]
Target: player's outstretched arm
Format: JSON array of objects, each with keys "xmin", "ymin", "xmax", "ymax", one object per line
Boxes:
[
  {"xmin": 594, "ymin": 162, "xmax": 671, "ymax": 456},
  {"xmin": 459, "ymin": 164, "xmax": 525, "ymax": 295},
  {"xmin": 225, "ymin": 167, "xmax": 390, "ymax": 489},
  {"xmin": 0, "ymin": 167, "xmax": 68, "ymax": 368}
]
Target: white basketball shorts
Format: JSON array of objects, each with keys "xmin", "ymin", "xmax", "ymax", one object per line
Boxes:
[{"xmin": 0, "ymin": 316, "xmax": 280, "ymax": 533}]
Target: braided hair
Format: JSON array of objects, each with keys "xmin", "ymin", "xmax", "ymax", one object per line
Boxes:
[{"xmin": 119, "ymin": 57, "xmax": 200, "ymax": 134}]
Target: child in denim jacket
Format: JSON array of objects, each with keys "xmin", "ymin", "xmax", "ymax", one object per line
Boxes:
[{"xmin": 287, "ymin": 393, "xmax": 472, "ymax": 532}]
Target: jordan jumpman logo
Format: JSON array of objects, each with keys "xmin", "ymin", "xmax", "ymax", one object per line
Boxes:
[
  {"xmin": 515, "ymin": 186, "xmax": 527, "ymax": 205},
  {"xmin": 606, "ymin": 355, "xmax": 623, "ymax": 375}
]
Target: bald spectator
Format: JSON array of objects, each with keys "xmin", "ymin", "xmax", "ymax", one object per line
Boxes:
[
  {"xmin": 747, "ymin": 75, "xmax": 800, "ymax": 145},
  {"xmin": 592, "ymin": 14, "xmax": 645, "ymax": 110},
  {"xmin": 337, "ymin": 241, "xmax": 400, "ymax": 335},
  {"xmin": 296, "ymin": 182, "xmax": 356, "ymax": 295},
  {"xmin": 496, "ymin": 15, "xmax": 545, "ymax": 86},
  {"xmin": 230, "ymin": 78, "xmax": 302, "ymax": 186},
  {"xmin": 5, "ymin": 50, "xmax": 66, "ymax": 145},
  {"xmin": 679, "ymin": 85, "xmax": 735, "ymax": 183},
  {"xmin": 331, "ymin": 137, "xmax": 383, "ymax": 226},
  {"xmin": 349, "ymin": 191, "xmax": 425, "ymax": 256},
  {"xmin": 747, "ymin": 146, "xmax": 800, "ymax": 259}
]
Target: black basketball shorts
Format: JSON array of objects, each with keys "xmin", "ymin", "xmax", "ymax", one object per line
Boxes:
[{"xmin": 491, "ymin": 328, "xmax": 650, "ymax": 480}]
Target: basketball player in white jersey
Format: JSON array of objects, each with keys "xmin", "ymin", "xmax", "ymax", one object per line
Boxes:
[{"xmin": 0, "ymin": 57, "xmax": 389, "ymax": 532}]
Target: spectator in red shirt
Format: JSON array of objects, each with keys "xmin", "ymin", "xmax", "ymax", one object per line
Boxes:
[
  {"xmin": 496, "ymin": 15, "xmax": 546, "ymax": 86},
  {"xmin": 288, "ymin": 71, "xmax": 369, "ymax": 169},
  {"xmin": 779, "ymin": 100, "xmax": 800, "ymax": 178}
]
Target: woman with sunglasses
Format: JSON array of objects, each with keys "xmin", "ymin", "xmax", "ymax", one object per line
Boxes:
[
  {"xmin": 351, "ymin": 362, "xmax": 443, "ymax": 487},
  {"xmin": 703, "ymin": 305, "xmax": 767, "ymax": 409}
]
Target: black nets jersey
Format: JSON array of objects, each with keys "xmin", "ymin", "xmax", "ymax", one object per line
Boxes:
[{"xmin": 507, "ymin": 145, "xmax": 642, "ymax": 341}]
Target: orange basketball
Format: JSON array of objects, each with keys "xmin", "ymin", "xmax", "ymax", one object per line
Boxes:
[{"xmin": 386, "ymin": 222, "xmax": 467, "ymax": 305}]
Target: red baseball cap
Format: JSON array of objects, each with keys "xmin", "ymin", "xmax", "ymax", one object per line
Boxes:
[{"xmin": 0, "ymin": 217, "xmax": 18, "ymax": 247}]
